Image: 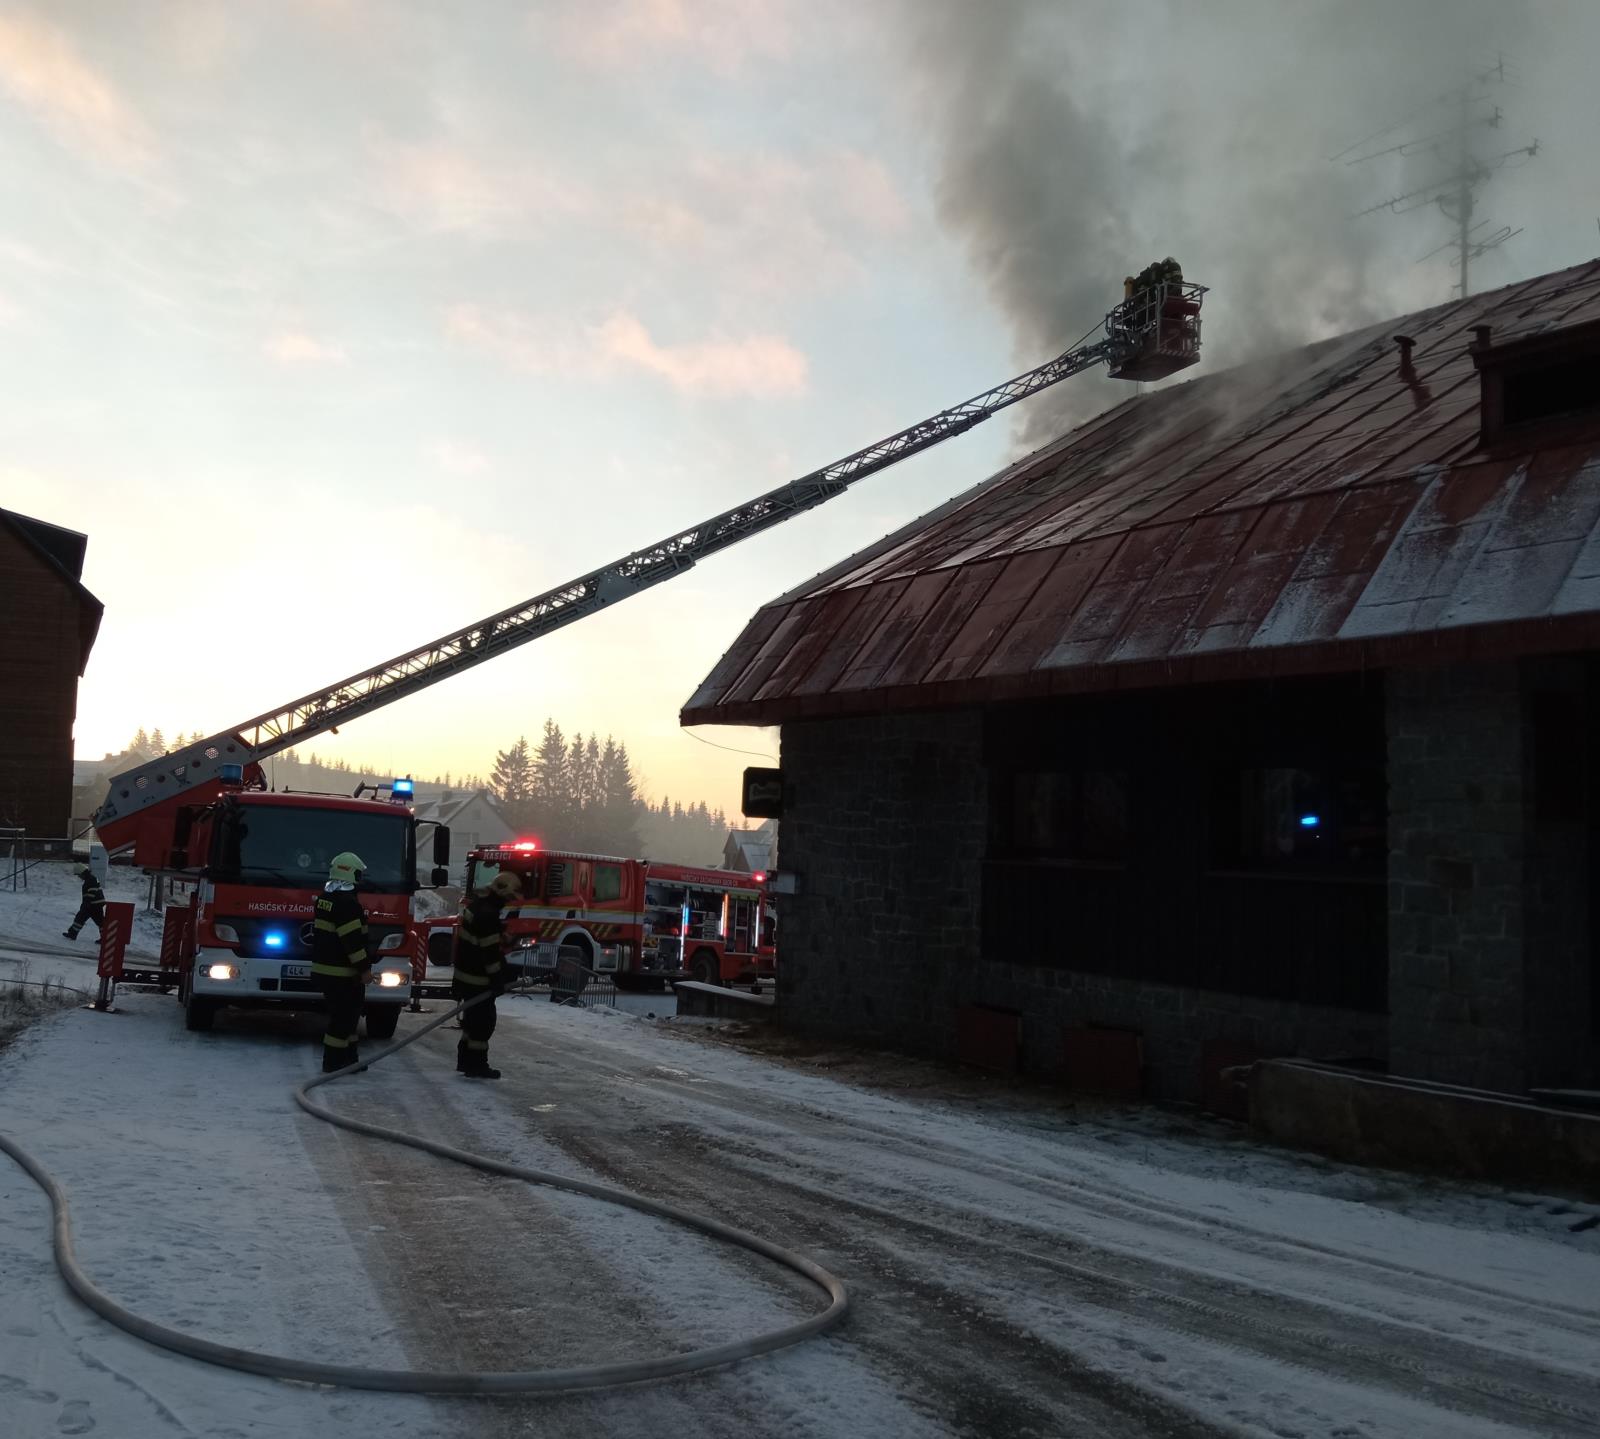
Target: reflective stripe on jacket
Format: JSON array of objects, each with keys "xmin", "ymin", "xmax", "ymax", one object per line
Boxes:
[
  {"xmin": 312, "ymin": 887, "xmax": 369, "ymax": 978},
  {"xmin": 452, "ymin": 893, "xmax": 504, "ymax": 986}
]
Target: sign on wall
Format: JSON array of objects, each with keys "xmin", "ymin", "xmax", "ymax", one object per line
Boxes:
[{"xmin": 741, "ymin": 767, "xmax": 784, "ymax": 819}]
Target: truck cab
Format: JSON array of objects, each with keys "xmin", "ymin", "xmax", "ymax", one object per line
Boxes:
[{"xmin": 170, "ymin": 785, "xmax": 449, "ymax": 1035}]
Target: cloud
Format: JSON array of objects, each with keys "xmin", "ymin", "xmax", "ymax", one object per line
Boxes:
[
  {"xmin": 364, "ymin": 133, "xmax": 581, "ymax": 236},
  {"xmin": 432, "ymin": 439, "xmax": 493, "ymax": 476},
  {"xmin": 544, "ymin": 0, "xmax": 794, "ymax": 75},
  {"xmin": 0, "ymin": 14, "xmax": 153, "ymax": 172},
  {"xmin": 620, "ymin": 147, "xmax": 910, "ymax": 299},
  {"xmin": 263, "ymin": 331, "xmax": 348, "ymax": 365},
  {"xmin": 445, "ymin": 304, "xmax": 808, "ymax": 398}
]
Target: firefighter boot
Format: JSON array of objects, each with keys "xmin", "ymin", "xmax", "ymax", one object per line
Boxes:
[
  {"xmin": 62, "ymin": 930, "xmax": 77, "ymax": 939},
  {"xmin": 463, "ymin": 1063, "xmax": 502, "ymax": 1080}
]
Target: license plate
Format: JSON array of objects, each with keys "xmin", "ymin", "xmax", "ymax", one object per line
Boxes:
[{"xmin": 282, "ymin": 964, "xmax": 311, "ymax": 979}]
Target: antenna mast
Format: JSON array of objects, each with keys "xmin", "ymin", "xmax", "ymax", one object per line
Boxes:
[{"xmin": 1348, "ymin": 55, "xmax": 1537, "ymax": 298}]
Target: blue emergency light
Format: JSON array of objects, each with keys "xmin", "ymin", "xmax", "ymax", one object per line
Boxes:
[
  {"xmin": 264, "ymin": 930, "xmax": 286, "ymax": 949},
  {"xmin": 1299, "ymin": 814, "xmax": 1321, "ymax": 828},
  {"xmin": 218, "ymin": 762, "xmax": 244, "ymax": 784},
  {"xmin": 393, "ymin": 778, "xmax": 414, "ymax": 797}
]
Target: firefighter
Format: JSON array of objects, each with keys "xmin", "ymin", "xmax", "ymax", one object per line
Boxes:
[
  {"xmin": 311, "ymin": 851, "xmax": 372, "ymax": 1073},
  {"xmin": 62, "ymin": 864, "xmax": 106, "ymax": 940},
  {"xmin": 453, "ymin": 870, "xmax": 521, "ymax": 1079}
]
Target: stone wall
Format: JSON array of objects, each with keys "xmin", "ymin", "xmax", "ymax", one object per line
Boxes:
[
  {"xmin": 1387, "ymin": 659, "xmax": 1596, "ymax": 1092},
  {"xmin": 776, "ymin": 711, "xmax": 983, "ymax": 1058},
  {"xmin": 778, "ymin": 708, "xmax": 1388, "ymax": 1102}
]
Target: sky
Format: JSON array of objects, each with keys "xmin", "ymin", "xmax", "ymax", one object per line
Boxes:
[{"xmin": 2, "ymin": 0, "xmax": 1596, "ymax": 815}]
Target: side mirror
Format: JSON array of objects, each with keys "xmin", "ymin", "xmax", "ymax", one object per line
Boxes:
[
  {"xmin": 432, "ymin": 825, "xmax": 450, "ymax": 867},
  {"xmin": 430, "ymin": 865, "xmax": 449, "ymax": 887}
]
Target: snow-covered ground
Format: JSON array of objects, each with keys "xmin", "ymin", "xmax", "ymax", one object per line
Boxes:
[
  {"xmin": 1, "ymin": 896, "xmax": 1598, "ymax": 1436},
  {"xmin": 0, "ymin": 861, "xmax": 165, "ymax": 994}
]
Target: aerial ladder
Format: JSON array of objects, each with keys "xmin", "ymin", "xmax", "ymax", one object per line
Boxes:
[{"xmin": 95, "ymin": 277, "xmax": 1207, "ymax": 865}]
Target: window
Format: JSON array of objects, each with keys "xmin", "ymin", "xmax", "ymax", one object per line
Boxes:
[
  {"xmin": 1502, "ymin": 354, "xmax": 1600, "ymax": 429},
  {"xmin": 999, "ymin": 770, "xmax": 1129, "ymax": 863},
  {"xmin": 593, "ymin": 863, "xmax": 623, "ymax": 902},
  {"xmin": 545, "ymin": 860, "xmax": 571, "ymax": 898},
  {"xmin": 1212, "ymin": 765, "xmax": 1385, "ymax": 874},
  {"xmin": 214, "ymin": 804, "xmax": 411, "ymax": 892},
  {"xmin": 469, "ymin": 860, "xmax": 502, "ymax": 892}
]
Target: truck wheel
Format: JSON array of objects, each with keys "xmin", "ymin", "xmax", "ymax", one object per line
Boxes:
[
  {"xmin": 691, "ymin": 949, "xmax": 720, "ymax": 986},
  {"xmin": 184, "ymin": 990, "xmax": 216, "ymax": 1032},
  {"xmin": 363, "ymin": 1005, "xmax": 400, "ymax": 1041}
]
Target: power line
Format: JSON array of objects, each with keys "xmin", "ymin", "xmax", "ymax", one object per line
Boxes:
[{"xmin": 682, "ymin": 728, "xmax": 779, "ymax": 762}]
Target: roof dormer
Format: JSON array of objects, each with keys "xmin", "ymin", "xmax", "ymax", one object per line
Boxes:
[{"xmin": 1470, "ymin": 318, "xmax": 1600, "ymax": 450}]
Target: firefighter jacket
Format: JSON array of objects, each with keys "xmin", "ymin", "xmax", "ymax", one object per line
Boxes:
[
  {"xmin": 79, "ymin": 871, "xmax": 106, "ymax": 908},
  {"xmin": 311, "ymin": 885, "xmax": 370, "ymax": 979},
  {"xmin": 453, "ymin": 893, "xmax": 505, "ymax": 989}
]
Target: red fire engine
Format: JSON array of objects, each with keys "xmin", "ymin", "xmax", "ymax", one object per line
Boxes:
[
  {"xmin": 107, "ymin": 766, "xmax": 451, "ymax": 1035},
  {"xmin": 459, "ymin": 842, "xmax": 774, "ymax": 991}
]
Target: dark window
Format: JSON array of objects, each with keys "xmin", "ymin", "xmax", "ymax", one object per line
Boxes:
[
  {"xmin": 1000, "ymin": 770, "xmax": 1129, "ymax": 863},
  {"xmin": 593, "ymin": 863, "xmax": 623, "ymax": 902},
  {"xmin": 1503, "ymin": 355, "xmax": 1600, "ymax": 428},
  {"xmin": 1212, "ymin": 765, "xmax": 1385, "ymax": 874}
]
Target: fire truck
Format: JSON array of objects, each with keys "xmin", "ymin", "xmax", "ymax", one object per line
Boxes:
[
  {"xmin": 116, "ymin": 766, "xmax": 451, "ymax": 1035},
  {"xmin": 91, "ymin": 274, "xmax": 1205, "ymax": 1033},
  {"xmin": 456, "ymin": 842, "xmax": 774, "ymax": 991}
]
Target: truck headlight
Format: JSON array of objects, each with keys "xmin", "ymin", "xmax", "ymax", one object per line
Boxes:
[
  {"xmin": 378, "ymin": 971, "xmax": 405, "ymax": 988},
  {"xmin": 206, "ymin": 963, "xmax": 237, "ymax": 981},
  {"xmin": 212, "ymin": 924, "xmax": 239, "ymax": 944},
  {"xmin": 378, "ymin": 933, "xmax": 405, "ymax": 951}
]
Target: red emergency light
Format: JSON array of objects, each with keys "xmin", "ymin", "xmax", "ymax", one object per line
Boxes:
[
  {"xmin": 753, "ymin": 871, "xmax": 766, "ymax": 882},
  {"xmin": 514, "ymin": 840, "xmax": 538, "ymax": 851}
]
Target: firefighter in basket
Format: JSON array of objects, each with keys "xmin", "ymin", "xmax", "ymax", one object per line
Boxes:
[
  {"xmin": 453, "ymin": 870, "xmax": 522, "ymax": 1079},
  {"xmin": 311, "ymin": 851, "xmax": 372, "ymax": 1073}
]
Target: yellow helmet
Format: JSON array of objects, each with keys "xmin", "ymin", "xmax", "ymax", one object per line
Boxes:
[
  {"xmin": 329, "ymin": 852, "xmax": 367, "ymax": 884},
  {"xmin": 488, "ymin": 871, "xmax": 523, "ymax": 899}
]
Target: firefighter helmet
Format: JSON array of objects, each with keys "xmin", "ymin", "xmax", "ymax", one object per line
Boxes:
[
  {"xmin": 488, "ymin": 871, "xmax": 522, "ymax": 900},
  {"xmin": 329, "ymin": 852, "xmax": 367, "ymax": 884}
]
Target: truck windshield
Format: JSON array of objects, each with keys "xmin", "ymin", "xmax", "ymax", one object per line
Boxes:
[{"xmin": 214, "ymin": 805, "xmax": 412, "ymax": 892}]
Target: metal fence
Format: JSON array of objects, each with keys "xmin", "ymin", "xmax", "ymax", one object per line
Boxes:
[{"xmin": 546, "ymin": 947, "xmax": 617, "ymax": 1009}]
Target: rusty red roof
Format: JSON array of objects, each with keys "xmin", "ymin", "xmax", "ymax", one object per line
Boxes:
[{"xmin": 683, "ymin": 261, "xmax": 1600, "ymax": 726}]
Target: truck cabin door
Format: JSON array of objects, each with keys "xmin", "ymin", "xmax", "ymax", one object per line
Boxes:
[{"xmin": 730, "ymin": 895, "xmax": 756, "ymax": 954}]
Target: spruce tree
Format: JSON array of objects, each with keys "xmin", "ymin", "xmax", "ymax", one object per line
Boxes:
[{"xmin": 531, "ymin": 720, "xmax": 570, "ymax": 841}]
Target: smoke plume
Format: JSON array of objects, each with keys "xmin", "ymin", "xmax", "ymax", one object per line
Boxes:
[{"xmin": 901, "ymin": 0, "xmax": 1594, "ymax": 448}]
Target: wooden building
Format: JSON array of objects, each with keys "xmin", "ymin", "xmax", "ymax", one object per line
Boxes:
[{"xmin": 0, "ymin": 509, "xmax": 103, "ymax": 841}]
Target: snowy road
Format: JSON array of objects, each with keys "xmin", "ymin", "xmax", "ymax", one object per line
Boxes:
[{"xmin": 2, "ymin": 982, "xmax": 1599, "ymax": 1437}]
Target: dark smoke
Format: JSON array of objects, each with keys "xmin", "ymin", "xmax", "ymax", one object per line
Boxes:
[{"xmin": 903, "ymin": 0, "xmax": 1589, "ymax": 449}]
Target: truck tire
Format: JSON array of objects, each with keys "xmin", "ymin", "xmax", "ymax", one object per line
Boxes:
[
  {"xmin": 690, "ymin": 949, "xmax": 721, "ymax": 986},
  {"xmin": 184, "ymin": 989, "xmax": 216, "ymax": 1032},
  {"xmin": 363, "ymin": 1005, "xmax": 400, "ymax": 1041}
]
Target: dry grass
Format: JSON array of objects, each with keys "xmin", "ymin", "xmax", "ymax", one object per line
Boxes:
[{"xmin": 0, "ymin": 962, "xmax": 84, "ymax": 1045}]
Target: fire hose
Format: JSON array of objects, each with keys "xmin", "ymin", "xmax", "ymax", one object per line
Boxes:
[{"xmin": 0, "ymin": 977, "xmax": 850, "ymax": 1395}]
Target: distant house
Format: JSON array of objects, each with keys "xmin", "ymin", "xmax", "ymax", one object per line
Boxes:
[
  {"xmin": 0, "ymin": 510, "xmax": 103, "ymax": 839},
  {"xmin": 723, "ymin": 820, "xmax": 776, "ymax": 874},
  {"xmin": 411, "ymin": 788, "xmax": 514, "ymax": 863}
]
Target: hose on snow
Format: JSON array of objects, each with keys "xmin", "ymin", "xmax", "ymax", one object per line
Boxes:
[{"xmin": 0, "ymin": 978, "xmax": 849, "ymax": 1395}]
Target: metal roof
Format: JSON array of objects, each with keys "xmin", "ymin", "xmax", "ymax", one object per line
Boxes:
[{"xmin": 684, "ymin": 261, "xmax": 1600, "ymax": 726}]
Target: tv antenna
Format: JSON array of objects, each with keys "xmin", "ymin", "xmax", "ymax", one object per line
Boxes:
[{"xmin": 1345, "ymin": 55, "xmax": 1537, "ymax": 298}]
